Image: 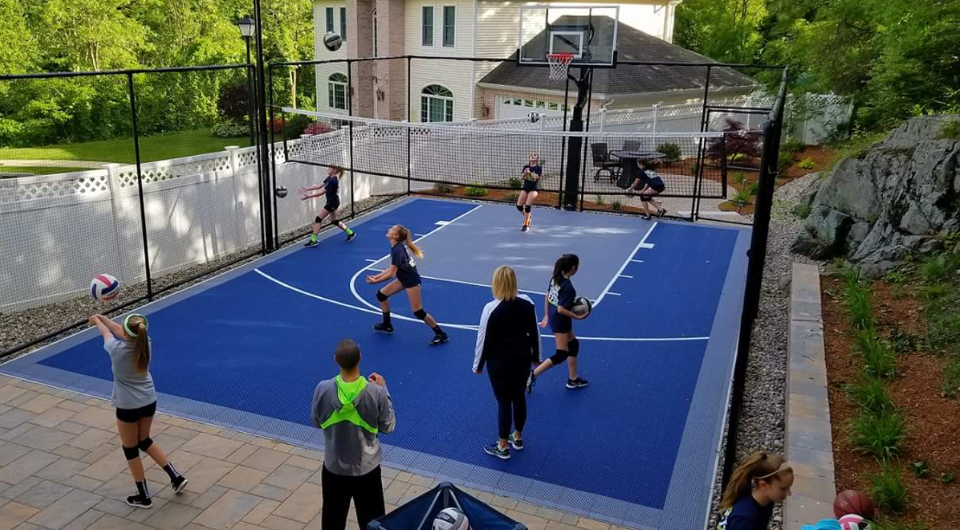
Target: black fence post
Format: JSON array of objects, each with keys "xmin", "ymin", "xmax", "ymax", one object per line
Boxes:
[
  {"xmin": 347, "ymin": 60, "xmax": 356, "ymax": 219},
  {"xmin": 690, "ymin": 65, "xmax": 712, "ymax": 222},
  {"xmin": 268, "ymin": 65, "xmax": 279, "ymax": 245},
  {"xmin": 253, "ymin": 0, "xmax": 274, "ymax": 252},
  {"xmin": 127, "ymin": 73, "xmax": 153, "ymax": 301},
  {"xmin": 407, "ymin": 57, "xmax": 412, "ymax": 196}
]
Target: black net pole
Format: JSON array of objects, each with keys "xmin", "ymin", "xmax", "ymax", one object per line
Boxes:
[
  {"xmin": 252, "ymin": 65, "xmax": 266, "ymax": 253},
  {"xmin": 578, "ymin": 68, "xmax": 594, "ymax": 212},
  {"xmin": 348, "ymin": 60, "xmax": 356, "ymax": 219},
  {"xmin": 407, "ymin": 57, "xmax": 412, "ymax": 196},
  {"xmin": 721, "ymin": 70, "xmax": 788, "ymax": 489},
  {"xmin": 127, "ymin": 73, "xmax": 153, "ymax": 301},
  {"xmin": 691, "ymin": 65, "xmax": 712, "ymax": 221},
  {"xmin": 269, "ymin": 66, "xmax": 279, "ymax": 245},
  {"xmin": 558, "ymin": 75, "xmax": 570, "ymax": 209},
  {"xmin": 253, "ymin": 0, "xmax": 274, "ymax": 251}
]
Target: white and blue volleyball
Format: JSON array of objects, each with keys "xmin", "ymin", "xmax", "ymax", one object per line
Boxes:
[
  {"xmin": 432, "ymin": 507, "xmax": 469, "ymax": 530},
  {"xmin": 91, "ymin": 274, "xmax": 121, "ymax": 301}
]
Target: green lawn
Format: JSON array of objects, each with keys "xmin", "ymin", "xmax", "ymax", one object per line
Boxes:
[
  {"xmin": 0, "ymin": 129, "xmax": 251, "ymax": 165},
  {"xmin": 0, "ymin": 165, "xmax": 95, "ymax": 178}
]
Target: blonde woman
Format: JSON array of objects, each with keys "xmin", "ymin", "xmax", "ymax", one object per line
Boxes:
[
  {"xmin": 365, "ymin": 224, "xmax": 448, "ymax": 345},
  {"xmin": 89, "ymin": 314, "xmax": 188, "ymax": 508},
  {"xmin": 473, "ymin": 266, "xmax": 541, "ymax": 459}
]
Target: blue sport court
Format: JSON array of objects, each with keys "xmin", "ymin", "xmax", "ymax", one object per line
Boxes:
[{"xmin": 1, "ymin": 197, "xmax": 750, "ymax": 530}]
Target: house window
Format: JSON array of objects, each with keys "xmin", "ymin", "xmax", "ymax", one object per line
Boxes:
[
  {"xmin": 548, "ymin": 102, "xmax": 559, "ymax": 110},
  {"xmin": 421, "ymin": 84, "xmax": 453, "ymax": 122},
  {"xmin": 328, "ymin": 73, "xmax": 348, "ymax": 110},
  {"xmin": 340, "ymin": 7, "xmax": 347, "ymax": 40},
  {"xmin": 422, "ymin": 6, "xmax": 434, "ymax": 46},
  {"xmin": 325, "ymin": 7, "xmax": 334, "ymax": 33},
  {"xmin": 442, "ymin": 6, "xmax": 455, "ymax": 47}
]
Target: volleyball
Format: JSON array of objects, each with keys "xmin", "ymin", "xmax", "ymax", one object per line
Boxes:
[
  {"xmin": 323, "ymin": 32, "xmax": 343, "ymax": 52},
  {"xmin": 91, "ymin": 274, "xmax": 121, "ymax": 301},
  {"xmin": 572, "ymin": 296, "xmax": 592, "ymax": 316},
  {"xmin": 432, "ymin": 507, "xmax": 468, "ymax": 530},
  {"xmin": 275, "ymin": 186, "xmax": 289, "ymax": 198},
  {"xmin": 528, "ymin": 111, "xmax": 541, "ymax": 123}
]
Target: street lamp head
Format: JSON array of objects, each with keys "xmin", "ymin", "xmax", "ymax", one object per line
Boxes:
[{"xmin": 236, "ymin": 16, "xmax": 255, "ymax": 39}]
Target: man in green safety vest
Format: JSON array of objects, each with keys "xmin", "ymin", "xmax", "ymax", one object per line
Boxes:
[{"xmin": 311, "ymin": 339, "xmax": 396, "ymax": 530}]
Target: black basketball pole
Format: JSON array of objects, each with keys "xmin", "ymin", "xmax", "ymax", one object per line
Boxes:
[
  {"xmin": 252, "ymin": 0, "xmax": 274, "ymax": 251},
  {"xmin": 562, "ymin": 67, "xmax": 591, "ymax": 211}
]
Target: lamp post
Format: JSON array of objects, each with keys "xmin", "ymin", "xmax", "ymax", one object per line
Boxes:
[{"xmin": 236, "ymin": 16, "xmax": 256, "ymax": 146}]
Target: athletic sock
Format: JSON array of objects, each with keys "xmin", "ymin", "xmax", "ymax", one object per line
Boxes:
[
  {"xmin": 162, "ymin": 463, "xmax": 179, "ymax": 481},
  {"xmin": 345, "ymin": 227, "xmax": 354, "ymax": 235},
  {"xmin": 382, "ymin": 312, "xmax": 392, "ymax": 326},
  {"xmin": 310, "ymin": 234, "xmax": 318, "ymax": 243},
  {"xmin": 433, "ymin": 325, "xmax": 445, "ymax": 336},
  {"xmin": 135, "ymin": 480, "xmax": 150, "ymax": 499}
]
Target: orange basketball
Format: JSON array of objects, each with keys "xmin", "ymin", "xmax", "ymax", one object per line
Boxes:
[{"xmin": 833, "ymin": 490, "xmax": 875, "ymax": 520}]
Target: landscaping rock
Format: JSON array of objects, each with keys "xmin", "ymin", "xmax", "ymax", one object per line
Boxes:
[{"xmin": 792, "ymin": 115, "xmax": 960, "ymax": 276}]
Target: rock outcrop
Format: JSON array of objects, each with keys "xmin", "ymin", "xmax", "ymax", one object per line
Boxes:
[{"xmin": 792, "ymin": 116, "xmax": 960, "ymax": 277}]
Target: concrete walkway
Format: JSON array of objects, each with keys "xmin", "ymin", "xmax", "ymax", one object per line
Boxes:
[{"xmin": 0, "ymin": 375, "xmax": 627, "ymax": 530}]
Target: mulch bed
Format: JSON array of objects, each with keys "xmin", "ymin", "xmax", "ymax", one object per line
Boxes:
[
  {"xmin": 821, "ymin": 276, "xmax": 960, "ymax": 527},
  {"xmin": 715, "ymin": 145, "xmax": 834, "ymax": 215}
]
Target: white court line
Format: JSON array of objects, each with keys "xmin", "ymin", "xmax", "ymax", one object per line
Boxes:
[
  {"xmin": 638, "ymin": 221, "xmax": 658, "ymax": 249},
  {"xmin": 365, "ymin": 259, "xmax": 378, "ymax": 263},
  {"xmin": 255, "ymin": 269, "xmax": 708, "ymax": 341},
  {"xmin": 619, "ymin": 274, "xmax": 633, "ymax": 279},
  {"xmin": 366, "ymin": 269, "xmax": 545, "ymax": 296},
  {"xmin": 630, "ymin": 259, "xmax": 644, "ymax": 264},
  {"xmin": 606, "ymin": 292, "xmax": 621, "ymax": 296}
]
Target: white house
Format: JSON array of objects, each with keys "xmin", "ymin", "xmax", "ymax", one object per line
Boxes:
[{"xmin": 311, "ymin": 1, "xmax": 754, "ymax": 122}]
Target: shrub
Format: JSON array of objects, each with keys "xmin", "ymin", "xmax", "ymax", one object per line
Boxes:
[
  {"xmin": 798, "ymin": 157, "xmax": 816, "ymax": 169},
  {"xmin": 937, "ymin": 120, "xmax": 960, "ymax": 140},
  {"xmin": 851, "ymin": 408, "xmax": 906, "ymax": 459},
  {"xmin": 794, "ymin": 202, "xmax": 812, "ymax": 219},
  {"xmin": 217, "ymin": 82, "xmax": 252, "ymax": 122},
  {"xmin": 656, "ymin": 143, "xmax": 681, "ymax": 163},
  {"xmin": 943, "ymin": 356, "xmax": 960, "ymax": 398},
  {"xmin": 211, "ymin": 119, "xmax": 249, "ymax": 138},
  {"xmin": 777, "ymin": 154, "xmax": 793, "ymax": 174},
  {"xmin": 731, "ymin": 189, "xmax": 752, "ymax": 208},
  {"xmin": 304, "ymin": 122, "xmax": 332, "ymax": 135},
  {"xmin": 690, "ymin": 161, "xmax": 699, "ymax": 176},
  {"xmin": 920, "ymin": 253, "xmax": 960, "ymax": 283},
  {"xmin": 844, "ymin": 280, "xmax": 874, "ymax": 331},
  {"xmin": 746, "ymin": 182, "xmax": 759, "ymax": 196},
  {"xmin": 783, "ymin": 136, "xmax": 806, "ymax": 154},
  {"xmin": 734, "ymin": 172, "xmax": 748, "ymax": 186},
  {"xmin": 508, "ymin": 177, "xmax": 523, "ymax": 189},
  {"xmin": 940, "ymin": 472, "xmax": 955, "ymax": 484},
  {"xmin": 594, "ymin": 195, "xmax": 605, "ymax": 205},
  {"xmin": 611, "ymin": 200, "xmax": 623, "ymax": 211},
  {"xmin": 868, "ymin": 460, "xmax": 908, "ymax": 514},
  {"xmin": 910, "ymin": 460, "xmax": 930, "ymax": 478},
  {"xmin": 848, "ymin": 376, "xmax": 894, "ymax": 414},
  {"xmin": 706, "ymin": 118, "xmax": 761, "ymax": 163},
  {"xmin": 855, "ymin": 331, "xmax": 897, "ymax": 379},
  {"xmin": 433, "ymin": 183, "xmax": 453, "ymax": 193},
  {"xmin": 285, "ymin": 114, "xmax": 314, "ymax": 137},
  {"xmin": 465, "ymin": 186, "xmax": 487, "ymax": 197},
  {"xmin": 503, "ymin": 192, "xmax": 519, "ymax": 203}
]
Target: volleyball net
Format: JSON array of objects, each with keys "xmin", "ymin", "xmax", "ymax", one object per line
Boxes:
[{"xmin": 276, "ymin": 108, "xmax": 731, "ymax": 201}]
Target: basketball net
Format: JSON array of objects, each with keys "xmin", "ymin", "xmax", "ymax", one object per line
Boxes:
[{"xmin": 547, "ymin": 53, "xmax": 574, "ymax": 81}]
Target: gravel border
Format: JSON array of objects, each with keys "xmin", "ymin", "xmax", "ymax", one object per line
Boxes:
[{"xmin": 707, "ymin": 172, "xmax": 821, "ymax": 529}]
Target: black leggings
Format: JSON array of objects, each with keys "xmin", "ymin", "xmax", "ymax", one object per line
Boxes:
[
  {"xmin": 321, "ymin": 465, "xmax": 385, "ymax": 530},
  {"xmin": 488, "ymin": 361, "xmax": 528, "ymax": 440}
]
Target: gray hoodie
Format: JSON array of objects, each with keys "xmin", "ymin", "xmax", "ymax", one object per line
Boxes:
[{"xmin": 310, "ymin": 375, "xmax": 396, "ymax": 476}]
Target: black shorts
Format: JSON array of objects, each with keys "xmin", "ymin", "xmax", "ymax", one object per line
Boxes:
[
  {"xmin": 649, "ymin": 177, "xmax": 665, "ymax": 193},
  {"xmin": 521, "ymin": 179, "xmax": 539, "ymax": 193},
  {"xmin": 323, "ymin": 200, "xmax": 340, "ymax": 213},
  {"xmin": 397, "ymin": 273, "xmax": 422, "ymax": 289},
  {"xmin": 116, "ymin": 401, "xmax": 157, "ymax": 423}
]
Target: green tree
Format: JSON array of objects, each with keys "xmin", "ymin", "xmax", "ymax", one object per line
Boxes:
[
  {"xmin": 262, "ymin": 0, "xmax": 315, "ymax": 109},
  {"xmin": 39, "ymin": 0, "xmax": 150, "ymax": 71},
  {"xmin": 675, "ymin": 0, "xmax": 767, "ymax": 64},
  {"xmin": 0, "ymin": 0, "xmax": 39, "ymax": 74}
]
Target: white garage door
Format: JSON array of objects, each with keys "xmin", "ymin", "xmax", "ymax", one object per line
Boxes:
[{"xmin": 496, "ymin": 96, "xmax": 567, "ymax": 120}]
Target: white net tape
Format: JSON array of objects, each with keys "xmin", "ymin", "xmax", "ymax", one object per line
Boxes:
[{"xmin": 547, "ymin": 53, "xmax": 574, "ymax": 81}]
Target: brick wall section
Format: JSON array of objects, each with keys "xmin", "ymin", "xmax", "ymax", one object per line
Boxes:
[
  {"xmin": 375, "ymin": 0, "xmax": 406, "ymax": 120},
  {"xmin": 346, "ymin": 0, "xmax": 375, "ymax": 117},
  {"xmin": 784, "ymin": 262, "xmax": 837, "ymax": 529}
]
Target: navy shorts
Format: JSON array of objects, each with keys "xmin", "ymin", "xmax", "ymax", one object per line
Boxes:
[
  {"xmin": 116, "ymin": 401, "xmax": 157, "ymax": 423},
  {"xmin": 397, "ymin": 273, "xmax": 422, "ymax": 289},
  {"xmin": 550, "ymin": 314, "xmax": 572, "ymax": 334},
  {"xmin": 521, "ymin": 179, "xmax": 539, "ymax": 193},
  {"xmin": 324, "ymin": 200, "xmax": 340, "ymax": 213}
]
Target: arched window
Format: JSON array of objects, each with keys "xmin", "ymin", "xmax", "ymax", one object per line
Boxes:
[
  {"xmin": 328, "ymin": 73, "xmax": 348, "ymax": 110},
  {"xmin": 421, "ymin": 84, "xmax": 453, "ymax": 122}
]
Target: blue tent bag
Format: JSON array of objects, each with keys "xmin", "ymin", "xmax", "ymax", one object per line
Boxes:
[{"xmin": 368, "ymin": 482, "xmax": 527, "ymax": 530}]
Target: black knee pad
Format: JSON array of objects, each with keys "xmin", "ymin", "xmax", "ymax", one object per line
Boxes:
[
  {"xmin": 549, "ymin": 349, "xmax": 569, "ymax": 364},
  {"xmin": 414, "ymin": 309, "xmax": 428, "ymax": 320},
  {"xmin": 123, "ymin": 445, "xmax": 140, "ymax": 460},
  {"xmin": 137, "ymin": 437, "xmax": 153, "ymax": 452},
  {"xmin": 640, "ymin": 195, "xmax": 652, "ymax": 202},
  {"xmin": 569, "ymin": 338, "xmax": 580, "ymax": 358},
  {"xmin": 315, "ymin": 215, "xmax": 323, "ymax": 224},
  {"xmin": 376, "ymin": 290, "xmax": 388, "ymax": 302},
  {"xmin": 523, "ymin": 205, "xmax": 531, "ymax": 213},
  {"xmin": 516, "ymin": 204, "xmax": 523, "ymax": 212}
]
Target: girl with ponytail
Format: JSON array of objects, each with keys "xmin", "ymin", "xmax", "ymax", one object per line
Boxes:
[
  {"xmin": 716, "ymin": 452, "xmax": 794, "ymax": 529},
  {"xmin": 365, "ymin": 224, "xmax": 449, "ymax": 345},
  {"xmin": 89, "ymin": 313, "xmax": 188, "ymax": 509},
  {"xmin": 527, "ymin": 253, "xmax": 589, "ymax": 392}
]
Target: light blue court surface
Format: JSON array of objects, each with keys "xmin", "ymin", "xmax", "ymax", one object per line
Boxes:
[{"xmin": 1, "ymin": 198, "xmax": 750, "ymax": 530}]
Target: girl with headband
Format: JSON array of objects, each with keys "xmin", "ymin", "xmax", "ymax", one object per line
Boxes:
[
  {"xmin": 716, "ymin": 452, "xmax": 794, "ymax": 529},
  {"xmin": 89, "ymin": 313, "xmax": 188, "ymax": 508}
]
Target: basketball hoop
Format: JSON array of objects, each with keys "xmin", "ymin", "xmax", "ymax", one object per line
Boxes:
[{"xmin": 547, "ymin": 53, "xmax": 575, "ymax": 81}]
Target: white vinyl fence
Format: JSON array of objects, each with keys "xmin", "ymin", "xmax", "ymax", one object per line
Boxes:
[{"xmin": 0, "ymin": 142, "xmax": 402, "ymax": 313}]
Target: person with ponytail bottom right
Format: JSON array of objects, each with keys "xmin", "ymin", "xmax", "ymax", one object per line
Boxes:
[
  {"xmin": 89, "ymin": 313, "xmax": 188, "ymax": 509},
  {"xmin": 716, "ymin": 452, "xmax": 794, "ymax": 530}
]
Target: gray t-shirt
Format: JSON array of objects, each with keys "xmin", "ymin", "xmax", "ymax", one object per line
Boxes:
[{"xmin": 104, "ymin": 338, "xmax": 156, "ymax": 409}]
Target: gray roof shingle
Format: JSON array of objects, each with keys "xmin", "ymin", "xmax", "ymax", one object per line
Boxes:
[{"xmin": 479, "ymin": 16, "xmax": 758, "ymax": 96}]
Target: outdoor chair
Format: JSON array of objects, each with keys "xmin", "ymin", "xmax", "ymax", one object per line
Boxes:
[{"xmin": 591, "ymin": 143, "xmax": 620, "ymax": 182}]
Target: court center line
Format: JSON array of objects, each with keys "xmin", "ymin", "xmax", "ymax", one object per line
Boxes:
[
  {"xmin": 606, "ymin": 292, "xmax": 621, "ymax": 296},
  {"xmin": 630, "ymin": 259, "xmax": 644, "ymax": 264},
  {"xmin": 618, "ymin": 274, "xmax": 633, "ymax": 279},
  {"xmin": 594, "ymin": 224, "xmax": 658, "ymax": 308}
]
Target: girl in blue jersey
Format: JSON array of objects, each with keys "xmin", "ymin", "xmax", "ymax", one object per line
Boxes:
[
  {"xmin": 527, "ymin": 254, "xmax": 589, "ymax": 391},
  {"xmin": 300, "ymin": 166, "xmax": 356, "ymax": 247},
  {"xmin": 716, "ymin": 452, "xmax": 794, "ymax": 530},
  {"xmin": 365, "ymin": 224, "xmax": 449, "ymax": 346},
  {"xmin": 516, "ymin": 153, "xmax": 542, "ymax": 232}
]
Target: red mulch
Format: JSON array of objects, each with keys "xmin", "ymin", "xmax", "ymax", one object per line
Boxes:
[
  {"xmin": 716, "ymin": 145, "xmax": 834, "ymax": 215},
  {"xmin": 822, "ymin": 276, "xmax": 960, "ymax": 527}
]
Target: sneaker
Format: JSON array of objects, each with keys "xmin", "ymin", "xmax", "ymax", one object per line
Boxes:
[
  {"xmin": 126, "ymin": 494, "xmax": 153, "ymax": 509},
  {"xmin": 304, "ymin": 238, "xmax": 318, "ymax": 248},
  {"xmin": 509, "ymin": 433, "xmax": 523, "ymax": 451},
  {"xmin": 483, "ymin": 443, "xmax": 510, "ymax": 460},
  {"xmin": 521, "ymin": 224, "xmax": 528, "ymax": 232},
  {"xmin": 566, "ymin": 377, "xmax": 589, "ymax": 389},
  {"xmin": 657, "ymin": 208, "xmax": 667, "ymax": 217},
  {"xmin": 642, "ymin": 213, "xmax": 652, "ymax": 220},
  {"xmin": 171, "ymin": 475, "xmax": 188, "ymax": 494},
  {"xmin": 429, "ymin": 332, "xmax": 449, "ymax": 346},
  {"xmin": 526, "ymin": 370, "xmax": 536, "ymax": 394},
  {"xmin": 346, "ymin": 232, "xmax": 357, "ymax": 243},
  {"xmin": 373, "ymin": 323, "xmax": 394, "ymax": 334}
]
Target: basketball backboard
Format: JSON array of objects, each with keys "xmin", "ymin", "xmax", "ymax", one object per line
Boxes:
[{"xmin": 518, "ymin": 5, "xmax": 619, "ymax": 68}]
